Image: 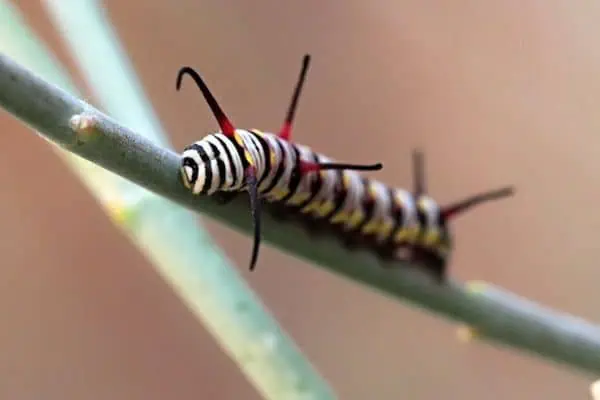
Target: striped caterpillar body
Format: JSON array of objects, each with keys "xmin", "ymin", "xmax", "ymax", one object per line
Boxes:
[{"xmin": 177, "ymin": 54, "xmax": 514, "ymax": 282}]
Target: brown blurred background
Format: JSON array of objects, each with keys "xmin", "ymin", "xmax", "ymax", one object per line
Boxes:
[{"xmin": 1, "ymin": 1, "xmax": 599, "ymax": 398}]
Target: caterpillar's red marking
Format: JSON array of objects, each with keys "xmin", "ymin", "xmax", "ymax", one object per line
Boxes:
[
  {"xmin": 176, "ymin": 54, "xmax": 514, "ymax": 282},
  {"xmin": 279, "ymin": 54, "xmax": 311, "ymax": 141}
]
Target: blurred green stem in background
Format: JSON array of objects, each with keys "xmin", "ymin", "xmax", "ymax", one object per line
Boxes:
[
  {"xmin": 1, "ymin": 0, "xmax": 600, "ymax": 391},
  {"xmin": 0, "ymin": 1, "xmax": 337, "ymax": 399}
]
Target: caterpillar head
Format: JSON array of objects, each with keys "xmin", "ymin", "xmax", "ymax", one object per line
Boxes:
[
  {"xmin": 180, "ymin": 148, "xmax": 199, "ymax": 191},
  {"xmin": 411, "ymin": 149, "xmax": 514, "ymax": 280},
  {"xmin": 180, "ymin": 141, "xmax": 229, "ymax": 195}
]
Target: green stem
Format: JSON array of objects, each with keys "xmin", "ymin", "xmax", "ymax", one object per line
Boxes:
[
  {"xmin": 41, "ymin": 0, "xmax": 167, "ymax": 146},
  {"xmin": 0, "ymin": 2, "xmax": 336, "ymax": 399},
  {"xmin": 1, "ymin": 49, "xmax": 600, "ymax": 378}
]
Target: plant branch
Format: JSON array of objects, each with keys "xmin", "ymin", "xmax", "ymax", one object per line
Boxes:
[
  {"xmin": 0, "ymin": 1, "xmax": 336, "ymax": 399},
  {"xmin": 1, "ymin": 42, "xmax": 600, "ymax": 377}
]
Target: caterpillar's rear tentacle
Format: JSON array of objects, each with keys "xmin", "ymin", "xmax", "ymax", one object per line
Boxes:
[
  {"xmin": 441, "ymin": 186, "xmax": 515, "ymax": 220},
  {"xmin": 412, "ymin": 148, "xmax": 426, "ymax": 197}
]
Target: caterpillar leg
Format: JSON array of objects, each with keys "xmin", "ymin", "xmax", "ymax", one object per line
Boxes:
[
  {"xmin": 388, "ymin": 245, "xmax": 446, "ymax": 283},
  {"xmin": 337, "ymin": 228, "xmax": 378, "ymax": 251},
  {"xmin": 303, "ymin": 217, "xmax": 328, "ymax": 236},
  {"xmin": 340, "ymin": 233, "xmax": 362, "ymax": 250},
  {"xmin": 409, "ymin": 247, "xmax": 447, "ymax": 284},
  {"xmin": 213, "ymin": 192, "xmax": 238, "ymax": 205},
  {"xmin": 266, "ymin": 202, "xmax": 293, "ymax": 222},
  {"xmin": 422, "ymin": 258, "xmax": 446, "ymax": 284}
]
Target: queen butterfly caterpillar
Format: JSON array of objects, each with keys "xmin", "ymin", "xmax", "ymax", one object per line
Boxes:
[{"xmin": 176, "ymin": 54, "xmax": 514, "ymax": 282}]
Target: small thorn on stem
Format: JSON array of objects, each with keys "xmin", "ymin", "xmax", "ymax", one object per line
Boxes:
[
  {"xmin": 69, "ymin": 113, "xmax": 99, "ymax": 132},
  {"xmin": 465, "ymin": 280, "xmax": 488, "ymax": 294},
  {"xmin": 69, "ymin": 113, "xmax": 101, "ymax": 145},
  {"xmin": 456, "ymin": 324, "xmax": 479, "ymax": 343}
]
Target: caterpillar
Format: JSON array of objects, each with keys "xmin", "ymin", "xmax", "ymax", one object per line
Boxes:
[{"xmin": 176, "ymin": 54, "xmax": 514, "ymax": 282}]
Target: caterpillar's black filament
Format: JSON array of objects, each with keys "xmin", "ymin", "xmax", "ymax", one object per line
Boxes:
[{"xmin": 176, "ymin": 54, "xmax": 514, "ymax": 281}]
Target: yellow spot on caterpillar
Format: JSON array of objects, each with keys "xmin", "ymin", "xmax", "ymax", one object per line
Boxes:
[
  {"xmin": 329, "ymin": 176, "xmax": 355, "ymax": 224},
  {"xmin": 300, "ymin": 200, "xmax": 320, "ymax": 214},
  {"xmin": 395, "ymin": 226, "xmax": 419, "ymax": 243},
  {"xmin": 394, "ymin": 229, "xmax": 408, "ymax": 242},
  {"xmin": 407, "ymin": 226, "xmax": 420, "ymax": 241},
  {"xmin": 377, "ymin": 221, "xmax": 394, "ymax": 237},
  {"xmin": 362, "ymin": 219, "xmax": 380, "ymax": 235},
  {"xmin": 342, "ymin": 173, "xmax": 351, "ymax": 189},
  {"xmin": 287, "ymin": 192, "xmax": 310, "ymax": 206},
  {"xmin": 270, "ymin": 188, "xmax": 290, "ymax": 201},
  {"xmin": 366, "ymin": 187, "xmax": 377, "ymax": 204},
  {"xmin": 422, "ymin": 229, "xmax": 440, "ymax": 246},
  {"xmin": 233, "ymin": 131, "xmax": 244, "ymax": 144},
  {"xmin": 233, "ymin": 131, "xmax": 253, "ymax": 165},
  {"xmin": 244, "ymin": 151, "xmax": 254, "ymax": 166},
  {"xmin": 456, "ymin": 325, "xmax": 479, "ymax": 343},
  {"xmin": 330, "ymin": 210, "xmax": 349, "ymax": 224},
  {"xmin": 232, "ymin": 131, "xmax": 254, "ymax": 166},
  {"xmin": 347, "ymin": 209, "xmax": 364, "ymax": 228},
  {"xmin": 316, "ymin": 200, "xmax": 335, "ymax": 217}
]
